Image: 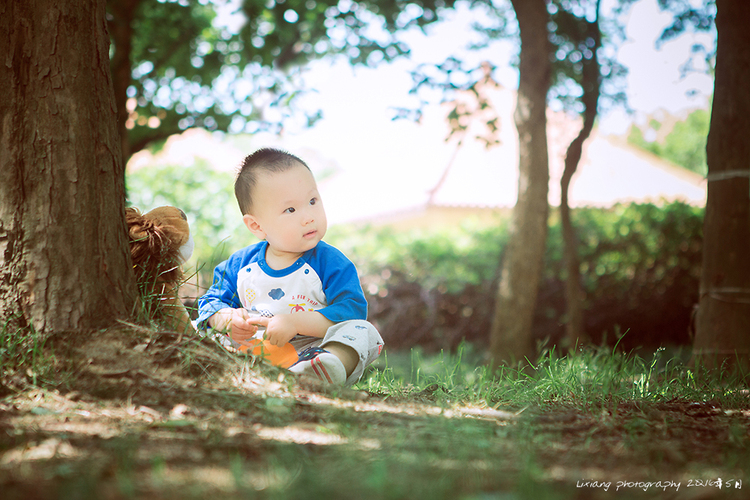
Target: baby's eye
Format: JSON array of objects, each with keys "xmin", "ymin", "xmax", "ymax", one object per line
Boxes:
[
  {"xmin": 284, "ymin": 207, "xmax": 296, "ymax": 214},
  {"xmin": 309, "ymin": 197, "xmax": 318, "ymax": 206}
]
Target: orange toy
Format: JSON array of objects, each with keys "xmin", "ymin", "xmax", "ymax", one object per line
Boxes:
[{"xmin": 237, "ymin": 339, "xmax": 298, "ymax": 368}]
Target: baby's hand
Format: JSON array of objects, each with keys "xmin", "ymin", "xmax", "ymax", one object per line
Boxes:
[
  {"xmin": 248, "ymin": 315, "xmax": 297, "ymax": 347},
  {"xmin": 209, "ymin": 308, "xmax": 259, "ymax": 346}
]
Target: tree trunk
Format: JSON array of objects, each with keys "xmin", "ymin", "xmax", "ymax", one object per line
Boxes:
[
  {"xmin": 489, "ymin": 0, "xmax": 552, "ymax": 366},
  {"xmin": 692, "ymin": 0, "xmax": 750, "ymax": 369},
  {"xmin": 560, "ymin": 9, "xmax": 601, "ymax": 349},
  {"xmin": 0, "ymin": 0, "xmax": 138, "ymax": 335}
]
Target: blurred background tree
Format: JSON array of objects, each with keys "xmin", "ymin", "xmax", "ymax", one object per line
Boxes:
[
  {"xmin": 486, "ymin": 0, "xmax": 552, "ymax": 367},
  {"xmin": 627, "ymin": 0, "xmax": 750, "ymax": 369},
  {"xmin": 691, "ymin": 0, "xmax": 750, "ymax": 369},
  {"xmin": 553, "ymin": 0, "xmax": 603, "ymax": 350},
  {"xmin": 395, "ymin": 0, "xmax": 633, "ymax": 365}
]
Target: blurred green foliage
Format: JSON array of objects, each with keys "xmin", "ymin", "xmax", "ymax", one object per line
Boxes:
[
  {"xmin": 329, "ymin": 215, "xmax": 511, "ymax": 295},
  {"xmin": 628, "ymin": 108, "xmax": 710, "ymax": 176},
  {"xmin": 544, "ymin": 202, "xmax": 702, "ymax": 347}
]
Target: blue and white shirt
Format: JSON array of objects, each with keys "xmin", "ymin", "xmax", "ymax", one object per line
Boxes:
[{"xmin": 197, "ymin": 241, "xmax": 367, "ymax": 331}]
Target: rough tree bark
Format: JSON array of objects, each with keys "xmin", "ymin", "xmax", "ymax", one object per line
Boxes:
[
  {"xmin": 0, "ymin": 0, "xmax": 138, "ymax": 334},
  {"xmin": 489, "ymin": 0, "xmax": 552, "ymax": 366},
  {"xmin": 560, "ymin": 5, "xmax": 601, "ymax": 348},
  {"xmin": 692, "ymin": 0, "xmax": 750, "ymax": 369}
]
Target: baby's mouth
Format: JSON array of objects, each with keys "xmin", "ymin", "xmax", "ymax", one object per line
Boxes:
[{"xmin": 303, "ymin": 229, "xmax": 317, "ymax": 238}]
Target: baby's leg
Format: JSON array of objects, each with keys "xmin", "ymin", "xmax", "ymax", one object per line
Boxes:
[
  {"xmin": 320, "ymin": 320, "xmax": 384, "ymax": 386},
  {"xmin": 289, "ymin": 320, "xmax": 384, "ymax": 386},
  {"xmin": 322, "ymin": 343, "xmax": 359, "ymax": 377}
]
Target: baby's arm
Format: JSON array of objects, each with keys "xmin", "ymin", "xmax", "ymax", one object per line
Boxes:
[
  {"xmin": 208, "ymin": 308, "xmax": 259, "ymax": 346},
  {"xmin": 249, "ymin": 312, "xmax": 334, "ymax": 347},
  {"xmin": 198, "ymin": 252, "xmax": 258, "ymax": 344}
]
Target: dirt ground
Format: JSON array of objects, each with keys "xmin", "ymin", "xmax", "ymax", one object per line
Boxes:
[{"xmin": 1, "ymin": 327, "xmax": 748, "ymax": 499}]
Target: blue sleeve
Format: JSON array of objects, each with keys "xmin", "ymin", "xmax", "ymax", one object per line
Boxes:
[
  {"xmin": 196, "ymin": 248, "xmax": 248, "ymax": 330},
  {"xmin": 311, "ymin": 243, "xmax": 368, "ymax": 323}
]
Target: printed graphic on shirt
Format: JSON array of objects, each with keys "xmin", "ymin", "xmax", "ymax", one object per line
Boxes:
[
  {"xmin": 248, "ymin": 305, "xmax": 274, "ymax": 318},
  {"xmin": 245, "ymin": 287, "xmax": 258, "ymax": 306},
  {"xmin": 289, "ymin": 303, "xmax": 308, "ymax": 313},
  {"xmin": 288, "ymin": 294, "xmax": 320, "ymax": 314}
]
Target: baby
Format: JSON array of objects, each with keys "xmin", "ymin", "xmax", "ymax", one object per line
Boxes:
[{"xmin": 196, "ymin": 148, "xmax": 384, "ymax": 386}]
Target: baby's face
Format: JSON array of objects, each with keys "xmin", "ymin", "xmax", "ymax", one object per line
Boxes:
[{"xmin": 244, "ymin": 162, "xmax": 327, "ymax": 260}]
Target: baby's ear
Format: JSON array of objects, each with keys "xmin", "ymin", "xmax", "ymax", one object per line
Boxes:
[{"xmin": 243, "ymin": 214, "xmax": 265, "ymax": 240}]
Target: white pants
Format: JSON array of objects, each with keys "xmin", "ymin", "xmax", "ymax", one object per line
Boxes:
[{"xmin": 290, "ymin": 320, "xmax": 384, "ymax": 386}]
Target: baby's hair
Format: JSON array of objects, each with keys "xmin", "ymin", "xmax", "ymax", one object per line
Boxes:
[{"xmin": 234, "ymin": 147, "xmax": 310, "ymax": 215}]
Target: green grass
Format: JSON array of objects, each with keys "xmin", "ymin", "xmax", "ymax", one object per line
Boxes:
[
  {"xmin": 357, "ymin": 342, "xmax": 750, "ymax": 410},
  {"xmin": 0, "ymin": 316, "xmax": 53, "ymax": 387}
]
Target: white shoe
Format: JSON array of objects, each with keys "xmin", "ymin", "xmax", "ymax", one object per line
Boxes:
[{"xmin": 288, "ymin": 347, "xmax": 346, "ymax": 385}]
